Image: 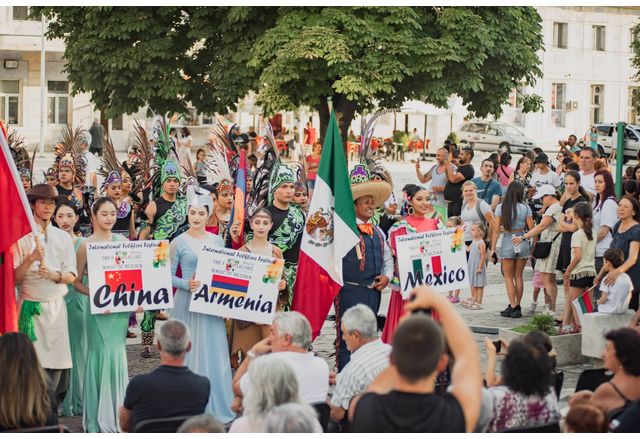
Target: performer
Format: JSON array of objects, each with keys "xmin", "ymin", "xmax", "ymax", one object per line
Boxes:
[
  {"xmin": 264, "ymin": 163, "xmax": 306, "ymax": 310},
  {"xmin": 53, "ymin": 200, "xmax": 86, "ymax": 417},
  {"xmin": 229, "ymin": 208, "xmax": 287, "ymax": 367},
  {"xmin": 74, "ymin": 197, "xmax": 133, "ymax": 432},
  {"xmin": 13, "ymin": 184, "xmax": 77, "ymax": 409},
  {"xmin": 100, "ymin": 172, "xmax": 136, "ymax": 239},
  {"xmin": 169, "ymin": 188, "xmax": 236, "ymax": 423},
  {"xmin": 381, "ymin": 185, "xmax": 440, "ymax": 343},
  {"xmin": 335, "ymin": 165, "xmax": 393, "ymax": 371},
  {"xmin": 44, "ymin": 167, "xmax": 58, "ymax": 186},
  {"xmin": 207, "ymin": 178, "xmax": 234, "ymax": 242},
  {"xmin": 293, "ymin": 181, "xmax": 309, "ymax": 214}
]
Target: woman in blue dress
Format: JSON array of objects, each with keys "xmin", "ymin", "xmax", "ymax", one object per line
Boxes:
[{"xmin": 169, "ymin": 189, "xmax": 235, "ymax": 424}]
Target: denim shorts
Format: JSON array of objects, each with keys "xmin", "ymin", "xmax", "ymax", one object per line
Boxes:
[{"xmin": 498, "ymin": 232, "xmax": 531, "ymax": 259}]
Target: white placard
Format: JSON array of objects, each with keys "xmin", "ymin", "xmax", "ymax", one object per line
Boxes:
[
  {"xmin": 87, "ymin": 240, "xmax": 174, "ymax": 314},
  {"xmin": 190, "ymin": 245, "xmax": 284, "ymax": 325},
  {"xmin": 396, "ymin": 227, "xmax": 469, "ymax": 299}
]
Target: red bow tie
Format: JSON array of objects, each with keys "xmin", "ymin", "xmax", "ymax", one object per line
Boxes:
[{"xmin": 358, "ymin": 223, "xmax": 373, "ymax": 236}]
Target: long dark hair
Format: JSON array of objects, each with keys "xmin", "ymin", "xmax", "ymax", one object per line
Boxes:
[
  {"xmin": 502, "ymin": 340, "xmax": 552, "ymax": 397},
  {"xmin": 500, "ymin": 152, "xmax": 512, "ymax": 167},
  {"xmin": 572, "ymin": 202, "xmax": 594, "ymax": 240},
  {"xmin": 91, "ymin": 196, "xmax": 117, "ymax": 216},
  {"xmin": 594, "ymin": 170, "xmax": 616, "ymax": 209},
  {"xmin": 501, "ymin": 181, "xmax": 525, "ymax": 232},
  {"xmin": 564, "ymin": 170, "xmax": 590, "ymax": 201}
]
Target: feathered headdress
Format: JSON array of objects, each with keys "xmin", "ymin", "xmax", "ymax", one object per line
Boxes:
[
  {"xmin": 148, "ymin": 116, "xmax": 181, "ymax": 198},
  {"xmin": 359, "ymin": 109, "xmax": 395, "ymax": 188},
  {"xmin": 54, "ymin": 125, "xmax": 88, "ymax": 186},
  {"xmin": 200, "ymin": 119, "xmax": 239, "ymax": 194},
  {"xmin": 7, "ymin": 129, "xmax": 32, "ymax": 171},
  {"xmin": 246, "ymin": 122, "xmax": 280, "ymax": 216},
  {"xmin": 98, "ymin": 137, "xmax": 125, "ymax": 192},
  {"xmin": 133, "ymin": 120, "xmax": 154, "ymax": 190}
]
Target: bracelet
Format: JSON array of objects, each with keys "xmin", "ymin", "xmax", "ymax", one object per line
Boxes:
[{"xmin": 247, "ymin": 350, "xmax": 257, "ymax": 359}]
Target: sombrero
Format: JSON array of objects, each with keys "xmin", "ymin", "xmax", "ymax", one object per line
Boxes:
[{"xmin": 349, "ymin": 164, "xmax": 391, "ymax": 207}]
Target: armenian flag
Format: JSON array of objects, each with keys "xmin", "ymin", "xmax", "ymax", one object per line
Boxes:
[{"xmin": 211, "ymin": 274, "xmax": 249, "ymax": 297}]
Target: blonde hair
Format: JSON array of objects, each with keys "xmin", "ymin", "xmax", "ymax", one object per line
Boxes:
[
  {"xmin": 447, "ymin": 216, "xmax": 462, "ymax": 227},
  {"xmin": 472, "ymin": 221, "xmax": 487, "ymax": 238},
  {"xmin": 0, "ymin": 333, "xmax": 51, "ymax": 430}
]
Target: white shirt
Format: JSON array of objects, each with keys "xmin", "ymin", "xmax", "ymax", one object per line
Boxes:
[
  {"xmin": 13, "ymin": 224, "xmax": 77, "ymax": 302},
  {"xmin": 331, "ymin": 339, "xmax": 391, "ymax": 409},
  {"xmin": 530, "ymin": 169, "xmax": 561, "ymax": 191},
  {"xmin": 592, "ymin": 197, "xmax": 619, "ymax": 257},
  {"xmin": 599, "ymin": 273, "xmax": 633, "ymax": 314},
  {"xmin": 240, "ymin": 351, "xmax": 329, "ymax": 404},
  {"xmin": 580, "ymin": 171, "xmax": 596, "ymax": 196}
]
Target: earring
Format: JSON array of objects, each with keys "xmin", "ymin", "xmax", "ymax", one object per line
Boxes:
[{"xmin": 407, "ymin": 206, "xmax": 415, "ymax": 216}]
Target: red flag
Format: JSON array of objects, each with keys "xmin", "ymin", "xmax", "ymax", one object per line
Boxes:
[
  {"xmin": 104, "ymin": 269, "xmax": 143, "ymax": 291},
  {"xmin": 0, "ymin": 121, "xmax": 37, "ymax": 334},
  {"xmin": 431, "ymin": 255, "xmax": 442, "ymax": 275}
]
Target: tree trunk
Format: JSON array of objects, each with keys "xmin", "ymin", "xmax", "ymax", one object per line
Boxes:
[{"xmin": 317, "ymin": 94, "xmax": 357, "ymax": 160}]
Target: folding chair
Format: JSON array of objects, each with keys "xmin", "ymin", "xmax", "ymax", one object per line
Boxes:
[{"xmin": 133, "ymin": 415, "xmax": 192, "ymax": 433}]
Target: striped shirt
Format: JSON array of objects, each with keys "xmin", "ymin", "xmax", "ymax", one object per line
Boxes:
[{"xmin": 331, "ymin": 339, "xmax": 391, "ymax": 409}]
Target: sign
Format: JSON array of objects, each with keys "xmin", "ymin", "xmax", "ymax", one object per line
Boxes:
[
  {"xmin": 190, "ymin": 245, "xmax": 284, "ymax": 324},
  {"xmin": 87, "ymin": 240, "xmax": 173, "ymax": 314},
  {"xmin": 396, "ymin": 227, "xmax": 469, "ymax": 298}
]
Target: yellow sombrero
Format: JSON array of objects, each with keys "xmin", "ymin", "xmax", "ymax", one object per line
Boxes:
[{"xmin": 349, "ymin": 164, "xmax": 392, "ymax": 207}]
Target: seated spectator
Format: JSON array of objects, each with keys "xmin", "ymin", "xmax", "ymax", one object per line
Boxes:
[
  {"xmin": 233, "ymin": 311, "xmax": 329, "ymax": 406},
  {"xmin": 0, "ymin": 333, "xmax": 57, "ymax": 431},
  {"xmin": 119, "ymin": 319, "xmax": 210, "ymax": 432},
  {"xmin": 177, "ymin": 414, "xmax": 224, "ymax": 433},
  {"xmin": 265, "ymin": 403, "xmax": 323, "ymax": 433},
  {"xmin": 610, "ymin": 399, "xmax": 640, "ymax": 432},
  {"xmin": 523, "ymin": 330, "xmax": 560, "ymax": 394},
  {"xmin": 229, "ymin": 356, "xmax": 318, "ymax": 432},
  {"xmin": 570, "ymin": 328, "xmax": 640, "ymax": 421},
  {"xmin": 484, "ymin": 339, "xmax": 559, "ymax": 432},
  {"xmin": 349, "ymin": 287, "xmax": 482, "ymax": 433},
  {"xmin": 564, "ymin": 402, "xmax": 607, "ymax": 432},
  {"xmin": 329, "ymin": 304, "xmax": 391, "ymax": 423},
  {"xmin": 597, "ymin": 249, "xmax": 633, "ymax": 314}
]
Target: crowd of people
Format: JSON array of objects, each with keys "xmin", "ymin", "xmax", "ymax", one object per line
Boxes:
[{"xmin": 2, "ymin": 117, "xmax": 640, "ymax": 433}]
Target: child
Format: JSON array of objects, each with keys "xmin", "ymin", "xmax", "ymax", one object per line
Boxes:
[
  {"xmin": 597, "ymin": 248, "xmax": 633, "ymax": 314},
  {"xmin": 563, "ymin": 202, "xmax": 597, "ymax": 333},
  {"xmin": 195, "ymin": 148, "xmax": 206, "ymax": 184},
  {"xmin": 464, "ymin": 222, "xmax": 487, "ymax": 310},
  {"xmin": 446, "ymin": 216, "xmax": 463, "ymax": 303}
]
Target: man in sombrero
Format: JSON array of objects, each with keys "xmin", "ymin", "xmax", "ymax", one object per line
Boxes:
[
  {"xmin": 333, "ymin": 164, "xmax": 394, "ymax": 371},
  {"xmin": 13, "ymin": 184, "xmax": 78, "ymax": 407}
]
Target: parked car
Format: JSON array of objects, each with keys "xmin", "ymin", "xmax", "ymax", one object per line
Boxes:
[
  {"xmin": 589, "ymin": 123, "xmax": 640, "ymax": 163},
  {"xmin": 457, "ymin": 121, "xmax": 535, "ymax": 154}
]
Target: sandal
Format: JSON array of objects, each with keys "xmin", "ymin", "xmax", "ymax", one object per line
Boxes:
[
  {"xmin": 460, "ymin": 299, "xmax": 473, "ymax": 308},
  {"xmin": 469, "ymin": 303, "xmax": 483, "ymax": 310},
  {"xmin": 140, "ymin": 347, "xmax": 153, "ymax": 358}
]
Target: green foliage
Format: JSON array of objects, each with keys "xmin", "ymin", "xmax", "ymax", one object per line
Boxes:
[
  {"xmin": 33, "ymin": 6, "xmax": 544, "ymax": 138},
  {"xmin": 392, "ymin": 130, "xmax": 410, "ymax": 146},
  {"xmin": 447, "ymin": 131, "xmax": 460, "ymax": 144},
  {"xmin": 512, "ymin": 313, "xmax": 558, "ymax": 336}
]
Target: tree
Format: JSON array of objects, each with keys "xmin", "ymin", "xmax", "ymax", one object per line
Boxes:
[{"xmin": 35, "ymin": 6, "xmax": 544, "ymax": 146}]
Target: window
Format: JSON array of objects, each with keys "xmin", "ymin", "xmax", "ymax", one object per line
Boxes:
[
  {"xmin": 593, "ymin": 25, "xmax": 606, "ymax": 51},
  {"xmin": 590, "ymin": 84, "xmax": 604, "ymax": 125},
  {"xmin": 47, "ymin": 81, "xmax": 69, "ymax": 125},
  {"xmin": 0, "ymin": 80, "xmax": 20, "ymax": 125},
  {"xmin": 628, "ymin": 87, "xmax": 640, "ymax": 125},
  {"xmin": 551, "ymin": 83, "xmax": 566, "ymax": 127},
  {"xmin": 111, "ymin": 115, "xmax": 123, "ymax": 131},
  {"xmin": 202, "ymin": 114, "xmax": 215, "ymax": 125},
  {"xmin": 12, "ymin": 7, "xmax": 38, "ymax": 21},
  {"xmin": 553, "ymin": 22, "xmax": 568, "ymax": 49}
]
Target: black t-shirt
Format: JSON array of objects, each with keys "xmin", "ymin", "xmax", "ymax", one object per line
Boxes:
[
  {"xmin": 123, "ymin": 365, "xmax": 210, "ymax": 429},
  {"xmin": 351, "ymin": 390, "xmax": 466, "ymax": 433},
  {"xmin": 560, "ymin": 195, "xmax": 587, "ymax": 246},
  {"xmin": 612, "ymin": 399, "xmax": 640, "ymax": 432},
  {"xmin": 444, "ymin": 164, "xmax": 475, "ymax": 202}
]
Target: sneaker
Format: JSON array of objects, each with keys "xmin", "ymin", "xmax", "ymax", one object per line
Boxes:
[
  {"xmin": 528, "ymin": 302, "xmax": 538, "ymax": 314},
  {"xmin": 500, "ymin": 305, "xmax": 514, "ymax": 317},
  {"xmin": 508, "ymin": 305, "xmax": 522, "ymax": 318},
  {"xmin": 540, "ymin": 305, "xmax": 555, "ymax": 315}
]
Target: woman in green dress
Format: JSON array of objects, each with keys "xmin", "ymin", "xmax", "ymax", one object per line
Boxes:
[
  {"xmin": 55, "ymin": 200, "xmax": 85, "ymax": 416},
  {"xmin": 74, "ymin": 197, "xmax": 132, "ymax": 432}
]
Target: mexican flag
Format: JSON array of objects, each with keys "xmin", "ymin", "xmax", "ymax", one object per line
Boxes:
[
  {"xmin": 0, "ymin": 121, "xmax": 37, "ymax": 334},
  {"xmin": 291, "ymin": 111, "xmax": 359, "ymax": 339},
  {"xmin": 572, "ymin": 288, "xmax": 595, "ymax": 327}
]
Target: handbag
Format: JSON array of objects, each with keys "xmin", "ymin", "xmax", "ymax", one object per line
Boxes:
[{"xmin": 532, "ymin": 233, "xmax": 561, "ymax": 259}]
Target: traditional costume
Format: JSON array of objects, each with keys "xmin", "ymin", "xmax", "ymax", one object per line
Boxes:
[
  {"xmin": 140, "ymin": 118, "xmax": 188, "ymax": 352},
  {"xmin": 169, "ymin": 188, "xmax": 236, "ymax": 423},
  {"xmin": 13, "ymin": 184, "xmax": 78, "ymax": 407},
  {"xmin": 334, "ymin": 164, "xmax": 393, "ymax": 371},
  {"xmin": 52, "ymin": 126, "xmax": 91, "ymax": 236}
]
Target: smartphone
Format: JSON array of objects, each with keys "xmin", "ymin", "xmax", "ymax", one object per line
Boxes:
[{"xmin": 493, "ymin": 340, "xmax": 502, "ymax": 353}]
